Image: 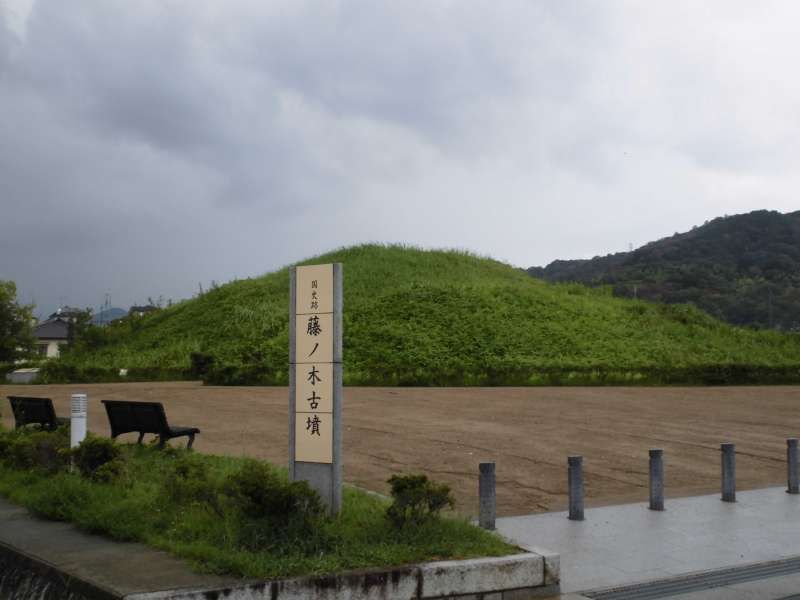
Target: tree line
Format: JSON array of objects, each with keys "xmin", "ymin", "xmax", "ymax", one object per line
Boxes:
[{"xmin": 528, "ymin": 210, "xmax": 800, "ymax": 330}]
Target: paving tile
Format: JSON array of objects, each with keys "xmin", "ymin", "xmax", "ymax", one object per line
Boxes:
[
  {"xmin": 726, "ymin": 572, "xmax": 800, "ymax": 598},
  {"xmin": 497, "ymin": 486, "xmax": 800, "ymax": 594},
  {"xmin": 665, "ymin": 585, "xmax": 764, "ymax": 600}
]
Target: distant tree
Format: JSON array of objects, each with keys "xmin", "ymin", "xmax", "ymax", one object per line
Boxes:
[
  {"xmin": 65, "ymin": 308, "xmax": 100, "ymax": 351},
  {"xmin": 0, "ymin": 280, "xmax": 35, "ymax": 362},
  {"xmin": 527, "ymin": 210, "xmax": 800, "ymax": 329}
]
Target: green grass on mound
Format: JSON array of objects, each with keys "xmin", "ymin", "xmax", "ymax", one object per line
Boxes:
[
  {"xmin": 0, "ymin": 429, "xmax": 514, "ymax": 579},
  {"xmin": 44, "ymin": 244, "xmax": 800, "ymax": 385}
]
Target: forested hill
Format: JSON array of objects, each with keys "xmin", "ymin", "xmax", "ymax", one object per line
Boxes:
[
  {"xmin": 43, "ymin": 244, "xmax": 800, "ymax": 386},
  {"xmin": 528, "ymin": 210, "xmax": 800, "ymax": 330}
]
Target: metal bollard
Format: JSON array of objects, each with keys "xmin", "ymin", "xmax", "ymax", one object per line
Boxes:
[
  {"xmin": 721, "ymin": 443, "xmax": 736, "ymax": 502},
  {"xmin": 568, "ymin": 456, "xmax": 585, "ymax": 521},
  {"xmin": 479, "ymin": 462, "xmax": 496, "ymax": 530},
  {"xmin": 788, "ymin": 439, "xmax": 799, "ymax": 495},
  {"xmin": 70, "ymin": 393, "xmax": 88, "ymax": 449},
  {"xmin": 649, "ymin": 448, "xmax": 664, "ymax": 511}
]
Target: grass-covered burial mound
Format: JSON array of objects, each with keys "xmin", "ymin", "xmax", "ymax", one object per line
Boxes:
[
  {"xmin": 42, "ymin": 244, "xmax": 800, "ymax": 386},
  {"xmin": 0, "ymin": 423, "xmax": 515, "ymax": 579}
]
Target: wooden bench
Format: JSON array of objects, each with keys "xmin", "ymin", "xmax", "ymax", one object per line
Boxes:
[
  {"xmin": 7, "ymin": 396, "xmax": 68, "ymax": 430},
  {"xmin": 101, "ymin": 400, "xmax": 200, "ymax": 449}
]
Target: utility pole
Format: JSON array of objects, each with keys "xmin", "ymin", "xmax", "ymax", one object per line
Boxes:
[
  {"xmin": 104, "ymin": 292, "xmax": 111, "ymax": 326},
  {"xmin": 768, "ymin": 286, "xmax": 774, "ymax": 329}
]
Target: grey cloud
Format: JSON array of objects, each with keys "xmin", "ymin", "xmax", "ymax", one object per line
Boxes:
[
  {"xmin": 231, "ymin": 2, "xmax": 609, "ymax": 149},
  {"xmin": 16, "ymin": 3, "xmax": 246, "ymax": 155},
  {"xmin": 1, "ymin": 1, "xmax": 799, "ymax": 316}
]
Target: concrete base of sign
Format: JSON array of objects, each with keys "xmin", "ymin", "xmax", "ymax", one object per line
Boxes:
[{"xmin": 0, "ymin": 498, "xmax": 558, "ymax": 600}]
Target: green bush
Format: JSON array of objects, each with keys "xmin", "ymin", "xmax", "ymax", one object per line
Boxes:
[
  {"xmin": 0, "ymin": 362, "xmax": 20, "ymax": 378},
  {"xmin": 38, "ymin": 362, "xmax": 119, "ymax": 384},
  {"xmin": 125, "ymin": 366, "xmax": 191, "ymax": 381},
  {"xmin": 93, "ymin": 459, "xmax": 125, "ymax": 484},
  {"xmin": 0, "ymin": 428, "xmax": 14, "ymax": 464},
  {"xmin": 25, "ymin": 472, "xmax": 93, "ymax": 521},
  {"xmin": 0, "ymin": 423, "xmax": 10, "ymax": 460},
  {"xmin": 38, "ymin": 362, "xmax": 191, "ymax": 384},
  {"xmin": 2, "ymin": 427, "xmax": 70, "ymax": 474},
  {"xmin": 72, "ymin": 436, "xmax": 121, "ymax": 480},
  {"xmin": 221, "ymin": 461, "xmax": 326, "ymax": 550},
  {"xmin": 386, "ymin": 474, "xmax": 455, "ymax": 528},
  {"xmin": 189, "ymin": 352, "xmax": 215, "ymax": 378},
  {"xmin": 161, "ymin": 454, "xmax": 218, "ymax": 508},
  {"xmin": 203, "ymin": 363, "xmax": 284, "ymax": 386},
  {"xmin": 0, "ymin": 446, "xmax": 517, "ymax": 579}
]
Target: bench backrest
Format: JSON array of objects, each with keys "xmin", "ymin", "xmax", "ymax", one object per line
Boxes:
[
  {"xmin": 8, "ymin": 396, "xmax": 58, "ymax": 429},
  {"xmin": 101, "ymin": 400, "xmax": 170, "ymax": 437}
]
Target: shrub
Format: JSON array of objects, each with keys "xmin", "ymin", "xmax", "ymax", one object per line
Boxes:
[
  {"xmin": 223, "ymin": 461, "xmax": 324, "ymax": 520},
  {"xmin": 25, "ymin": 472, "xmax": 93, "ymax": 521},
  {"xmin": 221, "ymin": 461, "xmax": 326, "ymax": 550},
  {"xmin": 0, "ymin": 426, "xmax": 10, "ymax": 460},
  {"xmin": 37, "ymin": 362, "xmax": 191, "ymax": 384},
  {"xmin": 37, "ymin": 362, "xmax": 79, "ymax": 383},
  {"xmin": 386, "ymin": 474, "xmax": 455, "ymax": 528},
  {"xmin": 3, "ymin": 427, "xmax": 70, "ymax": 474},
  {"xmin": 72, "ymin": 436, "xmax": 121, "ymax": 480},
  {"xmin": 0, "ymin": 442, "xmax": 8, "ymax": 463},
  {"xmin": 93, "ymin": 459, "xmax": 125, "ymax": 484},
  {"xmin": 203, "ymin": 364, "xmax": 285, "ymax": 386},
  {"xmin": 189, "ymin": 352, "xmax": 215, "ymax": 378},
  {"xmin": 125, "ymin": 367, "xmax": 191, "ymax": 381},
  {"xmin": 0, "ymin": 362, "xmax": 23, "ymax": 378},
  {"xmin": 161, "ymin": 454, "xmax": 218, "ymax": 508}
]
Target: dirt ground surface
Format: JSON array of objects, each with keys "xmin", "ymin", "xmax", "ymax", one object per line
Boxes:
[{"xmin": 2, "ymin": 382, "xmax": 798, "ymax": 517}]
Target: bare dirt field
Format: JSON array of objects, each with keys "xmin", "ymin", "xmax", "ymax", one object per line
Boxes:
[{"xmin": 2, "ymin": 382, "xmax": 798, "ymax": 517}]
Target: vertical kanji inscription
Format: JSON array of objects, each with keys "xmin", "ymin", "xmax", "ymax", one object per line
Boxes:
[{"xmin": 293, "ymin": 264, "xmax": 335, "ymax": 464}]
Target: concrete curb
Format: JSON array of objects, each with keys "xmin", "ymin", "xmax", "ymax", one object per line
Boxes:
[
  {"xmin": 125, "ymin": 553, "xmax": 556, "ymax": 600},
  {"xmin": 2, "ymin": 539, "xmax": 557, "ymax": 600},
  {"xmin": 0, "ymin": 540, "xmax": 118, "ymax": 600},
  {"xmin": 0, "ymin": 497, "xmax": 559, "ymax": 600}
]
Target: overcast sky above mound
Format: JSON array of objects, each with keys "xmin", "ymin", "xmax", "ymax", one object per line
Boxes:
[{"xmin": 2, "ymin": 1, "xmax": 799, "ymax": 316}]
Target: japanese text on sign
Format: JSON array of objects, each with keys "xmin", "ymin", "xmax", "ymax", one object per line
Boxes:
[{"xmin": 294, "ymin": 264, "xmax": 334, "ymax": 464}]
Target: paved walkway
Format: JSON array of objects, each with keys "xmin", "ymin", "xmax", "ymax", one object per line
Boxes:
[
  {"xmin": 497, "ymin": 486, "xmax": 800, "ymax": 595},
  {"xmin": 0, "ymin": 498, "xmax": 237, "ymax": 598}
]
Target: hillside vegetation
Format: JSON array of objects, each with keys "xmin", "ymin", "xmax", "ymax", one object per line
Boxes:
[
  {"xmin": 529, "ymin": 210, "xmax": 800, "ymax": 331},
  {"xmin": 47, "ymin": 244, "xmax": 800, "ymax": 385}
]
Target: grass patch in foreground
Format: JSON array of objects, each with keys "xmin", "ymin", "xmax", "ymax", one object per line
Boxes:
[{"xmin": 0, "ymin": 441, "xmax": 515, "ymax": 579}]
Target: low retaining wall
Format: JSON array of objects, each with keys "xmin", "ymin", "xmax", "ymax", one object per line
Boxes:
[
  {"xmin": 1, "ymin": 539, "xmax": 558, "ymax": 600},
  {"xmin": 0, "ymin": 542, "xmax": 115, "ymax": 600},
  {"xmin": 128, "ymin": 552, "xmax": 558, "ymax": 600}
]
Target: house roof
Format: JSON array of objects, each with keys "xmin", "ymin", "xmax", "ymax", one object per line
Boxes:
[
  {"xmin": 48, "ymin": 306, "xmax": 85, "ymax": 320},
  {"xmin": 130, "ymin": 305, "xmax": 158, "ymax": 313},
  {"xmin": 34, "ymin": 318, "xmax": 69, "ymax": 340}
]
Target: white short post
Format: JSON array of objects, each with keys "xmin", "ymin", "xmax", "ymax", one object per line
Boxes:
[{"xmin": 70, "ymin": 394, "xmax": 88, "ymax": 449}]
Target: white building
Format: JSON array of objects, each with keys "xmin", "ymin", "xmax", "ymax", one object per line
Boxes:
[{"xmin": 33, "ymin": 317, "xmax": 69, "ymax": 358}]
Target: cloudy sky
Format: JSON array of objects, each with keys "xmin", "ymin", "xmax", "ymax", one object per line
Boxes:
[{"xmin": 2, "ymin": 1, "xmax": 799, "ymax": 316}]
